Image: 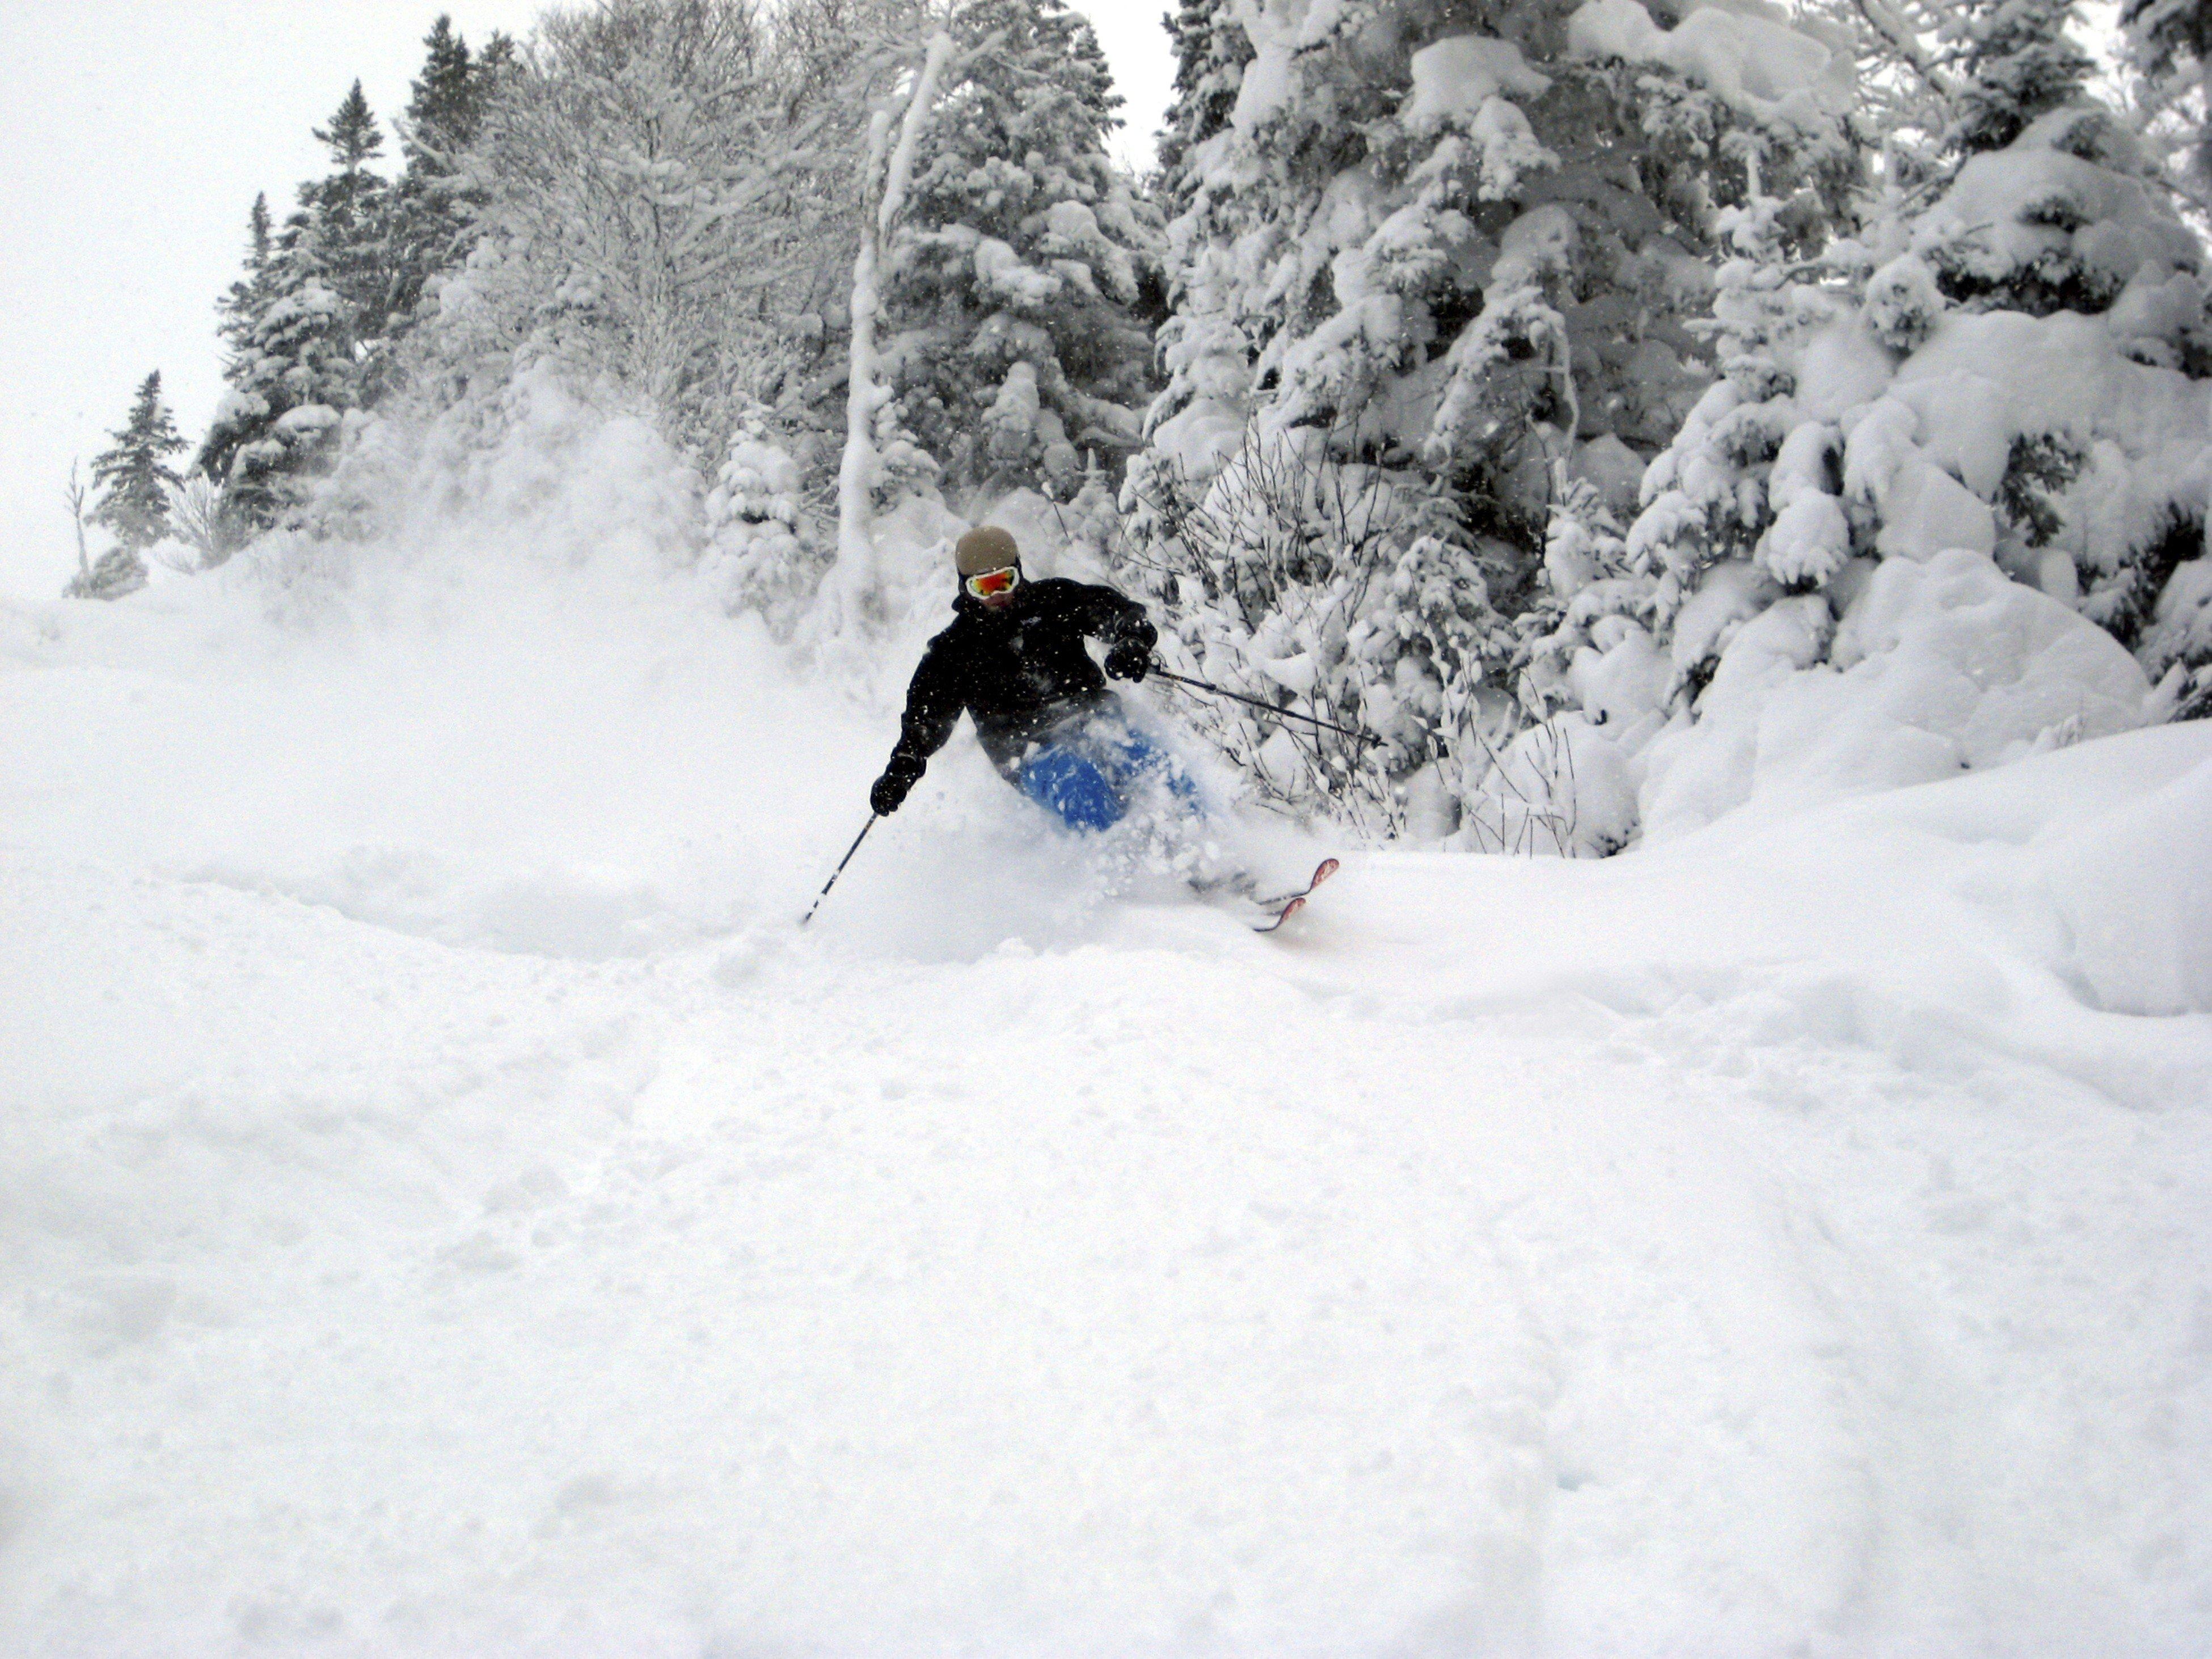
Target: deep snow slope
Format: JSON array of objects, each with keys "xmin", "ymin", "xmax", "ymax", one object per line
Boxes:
[{"xmin": 3, "ymin": 571, "xmax": 2210, "ymax": 1658}]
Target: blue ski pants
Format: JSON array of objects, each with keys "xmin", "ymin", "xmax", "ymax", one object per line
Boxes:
[{"xmin": 1016, "ymin": 713, "xmax": 1198, "ymax": 833}]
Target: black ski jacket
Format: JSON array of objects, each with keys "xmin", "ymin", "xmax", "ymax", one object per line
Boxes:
[{"xmin": 883, "ymin": 577, "xmax": 1157, "ymax": 783}]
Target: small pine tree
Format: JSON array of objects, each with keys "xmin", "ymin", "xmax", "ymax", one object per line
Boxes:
[
  {"xmin": 91, "ymin": 372, "xmax": 187, "ymax": 552},
  {"xmin": 216, "ymin": 195, "xmax": 277, "ymax": 361},
  {"xmin": 71, "ymin": 373, "xmax": 184, "ymax": 600}
]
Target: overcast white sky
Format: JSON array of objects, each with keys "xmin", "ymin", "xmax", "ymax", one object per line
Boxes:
[{"xmin": 0, "ymin": 1, "xmax": 1173, "ymax": 601}]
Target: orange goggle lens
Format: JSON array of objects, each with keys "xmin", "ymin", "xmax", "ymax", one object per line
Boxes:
[{"xmin": 965, "ymin": 565, "xmax": 1020, "ymax": 598}]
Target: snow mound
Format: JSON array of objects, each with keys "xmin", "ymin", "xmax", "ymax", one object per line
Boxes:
[
  {"xmin": 2025, "ymin": 744, "xmax": 2212, "ymax": 1016},
  {"xmin": 1643, "ymin": 548, "xmax": 2154, "ymax": 839}
]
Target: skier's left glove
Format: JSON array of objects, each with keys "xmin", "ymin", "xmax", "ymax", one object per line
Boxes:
[
  {"xmin": 1104, "ymin": 642, "xmax": 1152, "ymax": 682},
  {"xmin": 870, "ymin": 763, "xmax": 918, "ymax": 816}
]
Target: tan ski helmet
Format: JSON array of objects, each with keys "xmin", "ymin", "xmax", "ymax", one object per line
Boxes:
[{"xmin": 953, "ymin": 525, "xmax": 1020, "ymax": 576}]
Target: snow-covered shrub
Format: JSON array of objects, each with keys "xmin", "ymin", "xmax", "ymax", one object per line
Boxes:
[
  {"xmin": 1458, "ymin": 712, "xmax": 1640, "ymax": 856},
  {"xmin": 699, "ymin": 421, "xmax": 818, "ymax": 632},
  {"xmin": 62, "ymin": 547, "xmax": 151, "ymax": 603},
  {"xmin": 1122, "ymin": 427, "xmax": 1479, "ymax": 827},
  {"xmin": 159, "ymin": 474, "xmax": 232, "ymax": 572}
]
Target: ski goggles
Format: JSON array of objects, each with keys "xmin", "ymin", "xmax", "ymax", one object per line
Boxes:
[{"xmin": 965, "ymin": 565, "xmax": 1021, "ymax": 599}]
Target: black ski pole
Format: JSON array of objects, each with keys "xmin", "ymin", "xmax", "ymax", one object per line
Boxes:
[
  {"xmin": 800, "ymin": 814, "xmax": 877, "ymax": 927},
  {"xmin": 1149, "ymin": 664, "xmax": 1382, "ymax": 746}
]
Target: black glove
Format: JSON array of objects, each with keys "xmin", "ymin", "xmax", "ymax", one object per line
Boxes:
[
  {"xmin": 869, "ymin": 766, "xmax": 915, "ymax": 816},
  {"xmin": 1104, "ymin": 641, "xmax": 1152, "ymax": 682}
]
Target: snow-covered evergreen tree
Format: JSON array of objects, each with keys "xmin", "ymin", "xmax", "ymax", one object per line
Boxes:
[
  {"xmin": 306, "ymin": 82, "xmax": 399, "ymax": 332},
  {"xmin": 1119, "ymin": 0, "xmax": 1859, "ymax": 835},
  {"xmin": 1561, "ymin": 0, "xmax": 2212, "ymax": 840},
  {"xmin": 215, "ymin": 195, "xmax": 278, "ymax": 364},
  {"xmin": 71, "ymin": 372, "xmax": 186, "ymax": 599},
  {"xmin": 91, "ymin": 370, "xmax": 188, "ymax": 552},
  {"xmin": 702, "ymin": 412, "xmax": 813, "ymax": 628},
  {"xmin": 879, "ymin": 0, "xmax": 1161, "ymax": 500},
  {"xmin": 1945, "ymin": 0, "xmax": 2096, "ymax": 157}
]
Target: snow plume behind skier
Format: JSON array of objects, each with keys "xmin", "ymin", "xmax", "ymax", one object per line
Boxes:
[{"xmin": 867, "ymin": 526, "xmax": 1247, "ymax": 891}]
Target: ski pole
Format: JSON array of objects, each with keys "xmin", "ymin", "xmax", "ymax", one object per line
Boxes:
[
  {"xmin": 800, "ymin": 814, "xmax": 877, "ymax": 927},
  {"xmin": 1149, "ymin": 664, "xmax": 1382, "ymax": 746}
]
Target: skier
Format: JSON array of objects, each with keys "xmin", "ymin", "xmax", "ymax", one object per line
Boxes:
[{"xmin": 867, "ymin": 526, "xmax": 1186, "ymax": 832}]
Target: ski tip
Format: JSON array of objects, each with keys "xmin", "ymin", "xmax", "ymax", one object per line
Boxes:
[
  {"xmin": 1254, "ymin": 894, "xmax": 1306, "ymax": 934},
  {"xmin": 1310, "ymin": 857, "xmax": 1340, "ymax": 889}
]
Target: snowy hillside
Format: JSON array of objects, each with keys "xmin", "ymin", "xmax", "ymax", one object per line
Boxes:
[
  {"xmin": 17, "ymin": 0, "xmax": 2212, "ymax": 1649},
  {"xmin": 5, "ymin": 564, "xmax": 2209, "ymax": 1655}
]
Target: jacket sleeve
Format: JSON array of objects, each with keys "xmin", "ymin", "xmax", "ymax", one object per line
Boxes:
[
  {"xmin": 1065, "ymin": 581, "xmax": 1158, "ymax": 654},
  {"xmin": 883, "ymin": 636, "xmax": 964, "ymax": 783}
]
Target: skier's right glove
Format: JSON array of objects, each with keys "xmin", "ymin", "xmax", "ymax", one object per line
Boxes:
[
  {"xmin": 1104, "ymin": 642, "xmax": 1152, "ymax": 682},
  {"xmin": 869, "ymin": 765, "xmax": 916, "ymax": 817}
]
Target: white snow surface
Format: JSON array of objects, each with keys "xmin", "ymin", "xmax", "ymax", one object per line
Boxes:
[{"xmin": 5, "ymin": 550, "xmax": 2211, "ymax": 1656}]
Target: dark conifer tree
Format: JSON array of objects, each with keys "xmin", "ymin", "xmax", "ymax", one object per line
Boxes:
[
  {"xmin": 91, "ymin": 372, "xmax": 187, "ymax": 552},
  {"xmin": 479, "ymin": 29, "xmax": 517, "ymax": 76},
  {"xmin": 297, "ymin": 81, "xmax": 396, "ymax": 338},
  {"xmin": 406, "ymin": 14, "xmax": 478, "ymax": 159},
  {"xmin": 200, "ymin": 85, "xmax": 395, "ymax": 527},
  {"xmin": 389, "ymin": 16, "xmax": 510, "ymax": 326},
  {"xmin": 216, "ymin": 194, "xmax": 276, "ymax": 353}
]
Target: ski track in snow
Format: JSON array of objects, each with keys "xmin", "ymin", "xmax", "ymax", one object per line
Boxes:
[{"xmin": 3, "ymin": 589, "xmax": 2210, "ymax": 1656}]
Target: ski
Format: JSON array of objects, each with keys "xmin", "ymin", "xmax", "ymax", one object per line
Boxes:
[
  {"xmin": 1251, "ymin": 857, "xmax": 1338, "ymax": 909},
  {"xmin": 1249, "ymin": 859, "xmax": 1337, "ymax": 932}
]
